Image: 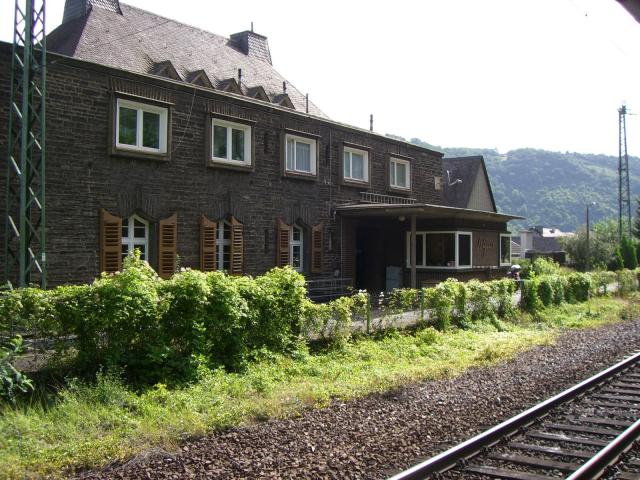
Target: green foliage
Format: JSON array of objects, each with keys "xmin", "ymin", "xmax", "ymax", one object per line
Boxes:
[
  {"xmin": 621, "ymin": 236, "xmax": 638, "ymax": 270},
  {"xmin": 0, "ymin": 335, "xmax": 33, "ymax": 404},
  {"xmin": 423, "ymin": 284, "xmax": 453, "ymax": 331},
  {"xmin": 490, "ymin": 279, "xmax": 517, "ymax": 319},
  {"xmin": 520, "ymin": 279, "xmax": 540, "ymax": 313},
  {"xmin": 617, "ymin": 269, "xmax": 637, "ymax": 297},
  {"xmin": 608, "ymin": 247, "xmax": 625, "ymax": 272},
  {"xmin": 525, "ymin": 257, "xmax": 561, "ymax": 278},
  {"xmin": 466, "ymin": 280, "xmax": 494, "ymax": 322},
  {"xmin": 567, "ymin": 272, "xmax": 591, "ymax": 302},
  {"xmin": 537, "ymin": 277, "xmax": 554, "ymax": 307}
]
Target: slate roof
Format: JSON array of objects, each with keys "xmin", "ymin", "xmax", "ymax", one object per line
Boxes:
[
  {"xmin": 442, "ymin": 156, "xmax": 497, "ymax": 212},
  {"xmin": 47, "ymin": 1, "xmax": 327, "ymax": 117}
]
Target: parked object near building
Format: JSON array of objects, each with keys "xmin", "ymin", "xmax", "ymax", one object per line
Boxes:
[
  {"xmin": 0, "ymin": 0, "xmax": 522, "ymax": 295},
  {"xmin": 517, "ymin": 226, "xmax": 572, "ymax": 264}
]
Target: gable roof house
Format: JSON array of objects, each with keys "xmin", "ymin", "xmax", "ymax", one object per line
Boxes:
[{"xmin": 0, "ymin": 0, "xmax": 522, "ymax": 294}]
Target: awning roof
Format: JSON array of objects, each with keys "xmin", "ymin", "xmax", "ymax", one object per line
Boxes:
[{"xmin": 335, "ymin": 202, "xmax": 524, "ymax": 222}]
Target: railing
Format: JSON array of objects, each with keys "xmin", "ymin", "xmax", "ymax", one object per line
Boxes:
[
  {"xmin": 306, "ymin": 277, "xmax": 353, "ymax": 302},
  {"xmin": 359, "ymin": 192, "xmax": 416, "ymax": 205}
]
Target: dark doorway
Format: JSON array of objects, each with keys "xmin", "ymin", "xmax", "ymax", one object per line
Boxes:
[{"xmin": 355, "ymin": 226, "xmax": 386, "ymax": 292}]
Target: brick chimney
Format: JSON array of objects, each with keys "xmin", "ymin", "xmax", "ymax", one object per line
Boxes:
[
  {"xmin": 63, "ymin": 0, "xmax": 121, "ymax": 24},
  {"xmin": 229, "ymin": 30, "xmax": 272, "ymax": 65}
]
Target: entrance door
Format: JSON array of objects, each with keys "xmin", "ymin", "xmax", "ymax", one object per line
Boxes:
[{"xmin": 355, "ymin": 227, "xmax": 386, "ymax": 292}]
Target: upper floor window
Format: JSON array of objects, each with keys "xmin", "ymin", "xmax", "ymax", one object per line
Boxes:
[
  {"xmin": 211, "ymin": 119, "xmax": 252, "ymax": 166},
  {"xmin": 291, "ymin": 224, "xmax": 304, "ymax": 272},
  {"xmin": 116, "ymin": 99, "xmax": 168, "ymax": 154},
  {"xmin": 122, "ymin": 214, "xmax": 149, "ymax": 261},
  {"xmin": 343, "ymin": 146, "xmax": 369, "ymax": 183},
  {"xmin": 389, "ymin": 157, "xmax": 411, "ymax": 190},
  {"xmin": 285, "ymin": 133, "xmax": 317, "ymax": 175}
]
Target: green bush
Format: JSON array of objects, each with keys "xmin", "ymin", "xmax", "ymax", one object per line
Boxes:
[
  {"xmin": 537, "ymin": 277, "xmax": 554, "ymax": 307},
  {"xmin": 466, "ymin": 280, "xmax": 494, "ymax": 322},
  {"xmin": 520, "ymin": 279, "xmax": 540, "ymax": 313},
  {"xmin": 0, "ymin": 335, "xmax": 33, "ymax": 404},
  {"xmin": 424, "ymin": 284, "xmax": 454, "ymax": 331},
  {"xmin": 439, "ymin": 279, "xmax": 469, "ymax": 327},
  {"xmin": 608, "ymin": 248, "xmax": 624, "ymax": 271},
  {"xmin": 550, "ymin": 275, "xmax": 567, "ymax": 305},
  {"xmin": 617, "ymin": 269, "xmax": 637, "ymax": 297},
  {"xmin": 522, "ymin": 257, "xmax": 561, "ymax": 279},
  {"xmin": 621, "ymin": 237, "xmax": 638, "ymax": 270},
  {"xmin": 490, "ymin": 279, "xmax": 517, "ymax": 319},
  {"xmin": 567, "ymin": 272, "xmax": 591, "ymax": 303}
]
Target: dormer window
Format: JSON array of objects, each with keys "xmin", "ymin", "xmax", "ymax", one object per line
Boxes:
[
  {"xmin": 211, "ymin": 118, "xmax": 252, "ymax": 167},
  {"xmin": 150, "ymin": 61, "xmax": 181, "ymax": 81},
  {"xmin": 115, "ymin": 98, "xmax": 168, "ymax": 154}
]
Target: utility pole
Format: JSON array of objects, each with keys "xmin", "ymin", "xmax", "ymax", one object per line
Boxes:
[
  {"xmin": 618, "ymin": 104, "xmax": 631, "ymax": 243},
  {"xmin": 4, "ymin": 0, "xmax": 47, "ymax": 288}
]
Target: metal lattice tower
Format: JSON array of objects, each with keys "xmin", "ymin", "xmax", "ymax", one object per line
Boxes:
[
  {"xmin": 3, "ymin": 0, "xmax": 47, "ymax": 288},
  {"xmin": 618, "ymin": 105, "xmax": 632, "ymax": 242}
]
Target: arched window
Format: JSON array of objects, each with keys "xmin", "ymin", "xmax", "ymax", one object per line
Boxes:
[
  {"xmin": 217, "ymin": 220, "xmax": 231, "ymax": 271},
  {"xmin": 121, "ymin": 214, "xmax": 149, "ymax": 261},
  {"xmin": 291, "ymin": 224, "xmax": 303, "ymax": 272}
]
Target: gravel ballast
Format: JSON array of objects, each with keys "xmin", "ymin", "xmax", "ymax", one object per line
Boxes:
[{"xmin": 78, "ymin": 319, "xmax": 640, "ymax": 480}]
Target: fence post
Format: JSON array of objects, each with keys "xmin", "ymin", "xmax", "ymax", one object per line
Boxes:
[{"xmin": 366, "ymin": 293, "xmax": 372, "ymax": 335}]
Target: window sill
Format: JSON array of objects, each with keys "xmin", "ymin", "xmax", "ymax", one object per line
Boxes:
[
  {"xmin": 388, "ymin": 186, "xmax": 412, "ymax": 194},
  {"xmin": 110, "ymin": 148, "xmax": 170, "ymax": 162},
  {"xmin": 283, "ymin": 170, "xmax": 318, "ymax": 181},
  {"xmin": 208, "ymin": 159, "xmax": 254, "ymax": 172},
  {"xmin": 342, "ymin": 178, "xmax": 371, "ymax": 188}
]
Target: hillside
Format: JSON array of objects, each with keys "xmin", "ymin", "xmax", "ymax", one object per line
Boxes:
[{"xmin": 396, "ymin": 136, "xmax": 640, "ymax": 232}]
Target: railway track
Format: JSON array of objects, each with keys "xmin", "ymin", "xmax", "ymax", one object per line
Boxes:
[{"xmin": 388, "ymin": 351, "xmax": 640, "ymax": 480}]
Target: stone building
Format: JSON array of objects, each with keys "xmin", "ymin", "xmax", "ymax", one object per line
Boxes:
[{"xmin": 0, "ymin": 0, "xmax": 521, "ymax": 295}]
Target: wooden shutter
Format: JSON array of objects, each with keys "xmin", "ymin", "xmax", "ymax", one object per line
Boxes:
[
  {"xmin": 158, "ymin": 213, "xmax": 177, "ymax": 279},
  {"xmin": 277, "ymin": 219, "xmax": 291, "ymax": 267},
  {"xmin": 100, "ymin": 209, "xmax": 122, "ymax": 273},
  {"xmin": 230, "ymin": 216, "xmax": 244, "ymax": 275},
  {"xmin": 311, "ymin": 223, "xmax": 323, "ymax": 274},
  {"xmin": 200, "ymin": 215, "xmax": 217, "ymax": 271}
]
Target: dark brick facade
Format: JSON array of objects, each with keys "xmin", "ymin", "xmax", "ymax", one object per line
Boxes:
[{"xmin": 0, "ymin": 43, "xmax": 452, "ymax": 287}]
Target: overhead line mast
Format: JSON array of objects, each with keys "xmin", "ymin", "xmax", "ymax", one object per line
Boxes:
[
  {"xmin": 3, "ymin": 0, "xmax": 47, "ymax": 288},
  {"xmin": 618, "ymin": 104, "xmax": 631, "ymax": 242}
]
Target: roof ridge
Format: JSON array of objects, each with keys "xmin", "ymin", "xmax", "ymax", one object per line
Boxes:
[{"xmin": 118, "ymin": 2, "xmax": 232, "ymax": 45}]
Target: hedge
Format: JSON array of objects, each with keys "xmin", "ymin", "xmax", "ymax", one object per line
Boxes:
[{"xmin": 1, "ymin": 252, "xmax": 637, "ymax": 386}]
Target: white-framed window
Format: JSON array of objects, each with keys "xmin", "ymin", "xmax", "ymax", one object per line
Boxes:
[
  {"xmin": 500, "ymin": 234, "xmax": 512, "ymax": 266},
  {"xmin": 343, "ymin": 146, "xmax": 369, "ymax": 183},
  {"xmin": 217, "ymin": 220, "xmax": 231, "ymax": 271},
  {"xmin": 211, "ymin": 118, "xmax": 252, "ymax": 166},
  {"xmin": 116, "ymin": 98, "xmax": 168, "ymax": 153},
  {"xmin": 291, "ymin": 224, "xmax": 303, "ymax": 272},
  {"xmin": 122, "ymin": 214, "xmax": 149, "ymax": 261},
  {"xmin": 389, "ymin": 157, "xmax": 411, "ymax": 190},
  {"xmin": 405, "ymin": 231, "xmax": 473, "ymax": 269},
  {"xmin": 285, "ymin": 134, "xmax": 317, "ymax": 175}
]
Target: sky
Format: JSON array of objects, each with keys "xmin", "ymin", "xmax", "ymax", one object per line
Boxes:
[{"xmin": 2, "ymin": 0, "xmax": 640, "ymax": 157}]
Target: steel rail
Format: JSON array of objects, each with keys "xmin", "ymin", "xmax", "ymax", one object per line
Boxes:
[
  {"xmin": 387, "ymin": 350, "xmax": 640, "ymax": 480},
  {"xmin": 566, "ymin": 418, "xmax": 640, "ymax": 479}
]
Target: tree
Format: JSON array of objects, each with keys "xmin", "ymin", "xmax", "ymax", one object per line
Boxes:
[
  {"xmin": 634, "ymin": 197, "xmax": 640, "ymax": 240},
  {"xmin": 621, "ymin": 236, "xmax": 638, "ymax": 269},
  {"xmin": 559, "ymin": 219, "xmax": 618, "ymax": 271}
]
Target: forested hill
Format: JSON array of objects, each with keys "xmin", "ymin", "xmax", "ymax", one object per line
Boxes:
[{"xmin": 389, "ymin": 136, "xmax": 640, "ymax": 232}]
